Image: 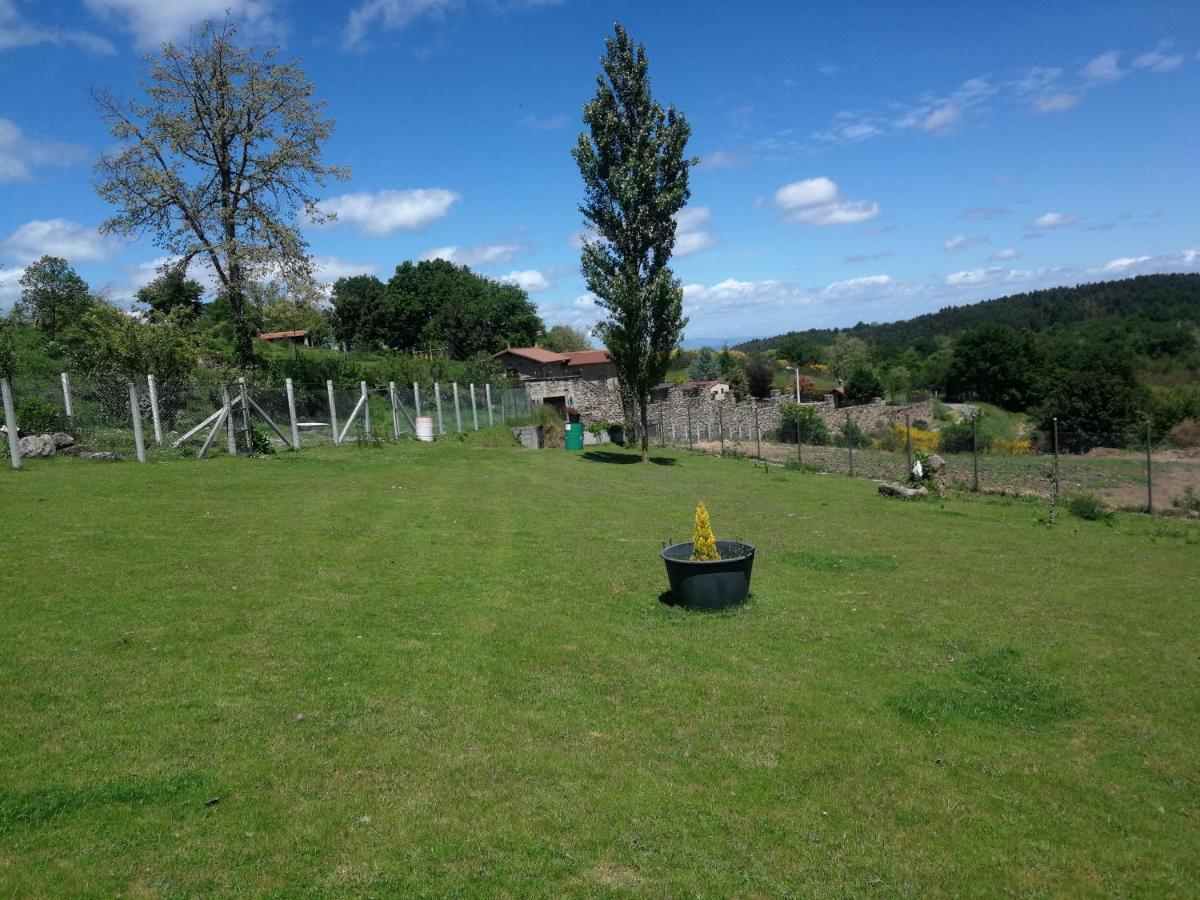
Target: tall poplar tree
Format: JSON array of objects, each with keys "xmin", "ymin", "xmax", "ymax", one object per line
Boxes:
[
  {"xmin": 573, "ymin": 23, "xmax": 694, "ymax": 461},
  {"xmin": 92, "ymin": 20, "xmax": 346, "ymax": 366}
]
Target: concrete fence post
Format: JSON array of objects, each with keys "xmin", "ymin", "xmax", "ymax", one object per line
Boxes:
[
  {"xmin": 2, "ymin": 376, "xmax": 21, "ymax": 469},
  {"xmin": 1146, "ymin": 424, "xmax": 1154, "ymax": 514},
  {"xmin": 60, "ymin": 372, "xmax": 74, "ymax": 425},
  {"xmin": 434, "ymin": 382, "xmax": 444, "ymax": 433},
  {"xmin": 470, "ymin": 383, "xmax": 479, "ymax": 430},
  {"xmin": 718, "ymin": 404, "xmax": 725, "ymax": 455},
  {"xmin": 905, "ymin": 412, "xmax": 912, "ymax": 475},
  {"xmin": 485, "ymin": 384, "xmax": 494, "ymax": 426},
  {"xmin": 128, "ymin": 381, "xmax": 146, "ymax": 464},
  {"xmin": 453, "ymin": 382, "xmax": 463, "ymax": 432},
  {"xmin": 754, "ymin": 402, "xmax": 761, "ymax": 461},
  {"xmin": 238, "ymin": 377, "xmax": 252, "ymax": 453},
  {"xmin": 1052, "ymin": 417, "xmax": 1059, "ymax": 499},
  {"xmin": 388, "ymin": 381, "xmax": 400, "ymax": 439},
  {"xmin": 147, "ymin": 373, "xmax": 163, "ymax": 446},
  {"xmin": 846, "ymin": 410, "xmax": 854, "ymax": 476},
  {"xmin": 361, "ymin": 381, "xmax": 371, "ymax": 437},
  {"xmin": 971, "ymin": 413, "xmax": 979, "ymax": 492},
  {"xmin": 223, "ymin": 384, "xmax": 237, "ymax": 455},
  {"xmin": 326, "ymin": 380, "xmax": 339, "ymax": 445},
  {"xmin": 413, "ymin": 382, "xmax": 421, "ymax": 418},
  {"xmin": 284, "ymin": 378, "xmax": 300, "ymax": 449}
]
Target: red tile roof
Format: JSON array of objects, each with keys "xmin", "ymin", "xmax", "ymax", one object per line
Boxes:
[
  {"xmin": 493, "ymin": 347, "xmax": 612, "ymax": 367},
  {"xmin": 258, "ymin": 329, "xmax": 307, "ymax": 340}
]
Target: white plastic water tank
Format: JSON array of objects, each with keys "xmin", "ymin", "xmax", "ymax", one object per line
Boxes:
[{"xmin": 415, "ymin": 416, "xmax": 435, "ymax": 442}]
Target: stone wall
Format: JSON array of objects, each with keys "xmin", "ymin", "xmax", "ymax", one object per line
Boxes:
[
  {"xmin": 524, "ymin": 376, "xmax": 625, "ymax": 425},
  {"xmin": 645, "ymin": 386, "xmax": 934, "ymax": 443}
]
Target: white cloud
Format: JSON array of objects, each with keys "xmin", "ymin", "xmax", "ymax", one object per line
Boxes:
[
  {"xmin": 1033, "ymin": 92, "xmax": 1080, "ymax": 113},
  {"xmin": 817, "ymin": 63, "xmax": 841, "ymax": 76},
  {"xmin": 343, "ymin": 0, "xmax": 452, "ymax": 48},
  {"xmin": 944, "ymin": 234, "xmax": 988, "ymax": 253},
  {"xmin": 0, "ymin": 0, "xmax": 114, "ymax": 53},
  {"xmin": 824, "ymin": 274, "xmax": 892, "ymax": 295},
  {"xmin": 773, "ymin": 177, "xmax": 880, "ymax": 226},
  {"xmin": 1103, "ymin": 256, "xmax": 1151, "ymax": 272},
  {"xmin": 0, "ymin": 264, "xmax": 24, "ymax": 310},
  {"xmin": 573, "ymin": 293, "xmax": 596, "ymax": 310},
  {"xmin": 315, "ymin": 188, "xmax": 459, "ymax": 236},
  {"xmin": 82, "ymin": 0, "xmax": 280, "ymax": 47},
  {"xmin": 1097, "ymin": 249, "xmax": 1198, "ymax": 275},
  {"xmin": 1028, "ymin": 211, "xmax": 1081, "ymax": 229},
  {"xmin": 0, "ymin": 118, "xmax": 87, "ymax": 182},
  {"xmin": 313, "ymin": 255, "xmax": 380, "ymax": 283},
  {"xmin": 1, "ymin": 219, "xmax": 118, "ymax": 264},
  {"xmin": 499, "ymin": 269, "xmax": 550, "ymax": 292},
  {"xmin": 1082, "ymin": 50, "xmax": 1123, "ymax": 82},
  {"xmin": 920, "ymin": 102, "xmax": 962, "ymax": 134},
  {"xmin": 673, "ymin": 206, "xmax": 715, "ymax": 256},
  {"xmin": 961, "ymin": 206, "xmax": 1008, "ymax": 220},
  {"xmin": 699, "ymin": 149, "xmax": 745, "ymax": 169},
  {"xmin": 421, "ymin": 242, "xmax": 524, "ymax": 267},
  {"xmin": 839, "ymin": 122, "xmax": 880, "ymax": 140},
  {"xmin": 990, "ymin": 248, "xmax": 1019, "ymax": 261},
  {"xmin": 1132, "ymin": 43, "xmax": 1184, "ymax": 73}
]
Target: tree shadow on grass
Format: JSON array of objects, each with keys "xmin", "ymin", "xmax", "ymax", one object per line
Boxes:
[{"xmin": 580, "ymin": 451, "xmax": 677, "ymax": 466}]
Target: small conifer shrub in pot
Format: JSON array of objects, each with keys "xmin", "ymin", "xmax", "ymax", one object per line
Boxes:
[{"xmin": 660, "ymin": 502, "xmax": 755, "ymax": 610}]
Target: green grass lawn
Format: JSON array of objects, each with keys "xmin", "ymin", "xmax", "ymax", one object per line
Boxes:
[{"xmin": 2, "ymin": 441, "xmax": 1198, "ymax": 896}]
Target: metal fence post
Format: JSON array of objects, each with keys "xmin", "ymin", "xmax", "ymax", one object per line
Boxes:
[
  {"xmin": 1146, "ymin": 424, "xmax": 1154, "ymax": 514},
  {"xmin": 754, "ymin": 402, "xmax": 762, "ymax": 461},
  {"xmin": 413, "ymin": 382, "xmax": 421, "ymax": 418},
  {"xmin": 60, "ymin": 372, "xmax": 74, "ymax": 426},
  {"xmin": 128, "ymin": 381, "xmax": 146, "ymax": 464},
  {"xmin": 1052, "ymin": 417, "xmax": 1059, "ymax": 499},
  {"xmin": 905, "ymin": 412, "xmax": 912, "ymax": 475},
  {"xmin": 434, "ymin": 382, "xmax": 444, "ymax": 433},
  {"xmin": 146, "ymin": 373, "xmax": 163, "ymax": 446},
  {"xmin": 2, "ymin": 376, "xmax": 21, "ymax": 469},
  {"xmin": 223, "ymin": 383, "xmax": 237, "ymax": 455},
  {"xmin": 846, "ymin": 410, "xmax": 853, "ymax": 476},
  {"xmin": 485, "ymin": 384, "xmax": 494, "ymax": 426},
  {"xmin": 326, "ymin": 380, "xmax": 339, "ymax": 445},
  {"xmin": 360, "ymin": 381, "xmax": 371, "ymax": 437},
  {"xmin": 470, "ymin": 383, "xmax": 479, "ymax": 430},
  {"xmin": 286, "ymin": 378, "xmax": 300, "ymax": 449},
  {"xmin": 388, "ymin": 381, "xmax": 400, "ymax": 439},
  {"xmin": 453, "ymin": 382, "xmax": 463, "ymax": 432},
  {"xmin": 718, "ymin": 404, "xmax": 725, "ymax": 454},
  {"xmin": 971, "ymin": 413, "xmax": 979, "ymax": 492}
]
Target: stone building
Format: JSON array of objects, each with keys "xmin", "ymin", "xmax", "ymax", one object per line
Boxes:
[{"xmin": 493, "ymin": 346, "xmax": 624, "ymax": 424}]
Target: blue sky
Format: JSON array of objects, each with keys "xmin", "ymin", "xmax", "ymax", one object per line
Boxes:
[{"xmin": 1, "ymin": 0, "xmax": 1197, "ymax": 341}]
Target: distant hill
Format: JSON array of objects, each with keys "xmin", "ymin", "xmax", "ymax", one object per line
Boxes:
[
  {"xmin": 733, "ymin": 274, "xmax": 1200, "ymax": 354},
  {"xmin": 680, "ymin": 335, "xmax": 761, "ymax": 349}
]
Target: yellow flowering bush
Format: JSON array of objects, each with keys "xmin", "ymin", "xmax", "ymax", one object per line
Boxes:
[
  {"xmin": 691, "ymin": 501, "xmax": 720, "ymax": 561},
  {"xmin": 993, "ymin": 438, "xmax": 1033, "ymax": 456},
  {"xmin": 873, "ymin": 423, "xmax": 941, "ymax": 453}
]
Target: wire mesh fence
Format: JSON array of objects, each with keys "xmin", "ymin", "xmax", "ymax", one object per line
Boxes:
[
  {"xmin": 650, "ymin": 403, "xmax": 1200, "ymax": 515},
  {"xmin": 1, "ymin": 373, "xmax": 533, "ymax": 464}
]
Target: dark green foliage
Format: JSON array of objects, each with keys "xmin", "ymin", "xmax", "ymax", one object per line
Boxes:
[
  {"xmin": 939, "ymin": 414, "xmax": 995, "ymax": 453},
  {"xmin": 890, "ymin": 648, "xmax": 1081, "ymax": 727},
  {"xmin": 14, "ymin": 396, "xmax": 67, "ymax": 434},
  {"xmin": 16, "ymin": 256, "xmax": 94, "ymax": 343},
  {"xmin": 778, "ymin": 402, "xmax": 830, "ymax": 445},
  {"xmin": 1035, "ymin": 349, "xmax": 1144, "ymax": 444},
  {"xmin": 746, "ymin": 362, "xmax": 773, "ymax": 399},
  {"xmin": 1173, "ymin": 486, "xmax": 1200, "ymax": 513},
  {"xmin": 833, "ymin": 419, "xmax": 867, "ymax": 448},
  {"xmin": 249, "ymin": 425, "xmax": 276, "ymax": 455},
  {"xmin": 844, "ymin": 366, "xmax": 884, "ymax": 404},
  {"xmin": 945, "ymin": 324, "xmax": 1040, "ymax": 408},
  {"xmin": 780, "ymin": 551, "xmax": 898, "ymax": 572},
  {"xmin": 717, "ymin": 348, "xmax": 748, "ymax": 399},
  {"xmin": 136, "ymin": 269, "xmax": 204, "ymax": 321},
  {"xmin": 329, "ymin": 275, "xmax": 389, "ymax": 348},
  {"xmin": 542, "ymin": 324, "xmax": 590, "ymax": 353},
  {"xmin": 573, "ymin": 23, "xmax": 693, "ymax": 460},
  {"xmin": 776, "ymin": 334, "xmax": 820, "ymax": 366},
  {"xmin": 72, "ymin": 307, "xmax": 198, "ymax": 383},
  {"xmin": 1066, "ymin": 493, "xmax": 1116, "ymax": 524},
  {"xmin": 686, "ymin": 347, "xmax": 720, "ymax": 381},
  {"xmin": 0, "ymin": 323, "xmax": 15, "ymax": 379}
]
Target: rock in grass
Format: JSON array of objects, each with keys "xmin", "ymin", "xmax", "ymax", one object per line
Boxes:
[
  {"xmin": 18, "ymin": 434, "xmax": 57, "ymax": 457},
  {"xmin": 879, "ymin": 482, "xmax": 928, "ymax": 500},
  {"xmin": 926, "ymin": 454, "xmax": 946, "ymax": 472},
  {"xmin": 52, "ymin": 432, "xmax": 74, "ymax": 448}
]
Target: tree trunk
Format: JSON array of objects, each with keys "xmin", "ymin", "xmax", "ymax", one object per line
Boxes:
[
  {"xmin": 639, "ymin": 395, "xmax": 650, "ymax": 462},
  {"xmin": 227, "ymin": 274, "xmax": 256, "ymax": 369}
]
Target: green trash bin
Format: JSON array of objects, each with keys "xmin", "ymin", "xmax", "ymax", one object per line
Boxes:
[{"xmin": 565, "ymin": 422, "xmax": 584, "ymax": 451}]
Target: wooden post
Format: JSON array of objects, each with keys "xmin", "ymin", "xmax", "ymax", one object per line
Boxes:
[
  {"xmin": 223, "ymin": 384, "xmax": 237, "ymax": 455},
  {"xmin": 286, "ymin": 378, "xmax": 300, "ymax": 449},
  {"xmin": 2, "ymin": 376, "xmax": 21, "ymax": 469},
  {"xmin": 470, "ymin": 383, "xmax": 479, "ymax": 430},
  {"xmin": 60, "ymin": 372, "xmax": 74, "ymax": 425},
  {"xmin": 434, "ymin": 382, "xmax": 444, "ymax": 433},
  {"xmin": 905, "ymin": 412, "xmax": 912, "ymax": 475},
  {"xmin": 360, "ymin": 381, "xmax": 371, "ymax": 437},
  {"xmin": 452, "ymin": 382, "xmax": 463, "ymax": 432},
  {"xmin": 128, "ymin": 381, "xmax": 146, "ymax": 464},
  {"xmin": 147, "ymin": 373, "xmax": 163, "ymax": 446},
  {"xmin": 485, "ymin": 384, "xmax": 494, "ymax": 426},
  {"xmin": 326, "ymin": 380, "xmax": 339, "ymax": 445},
  {"xmin": 413, "ymin": 382, "xmax": 421, "ymax": 418},
  {"xmin": 389, "ymin": 381, "xmax": 400, "ymax": 439},
  {"xmin": 238, "ymin": 377, "xmax": 252, "ymax": 453},
  {"xmin": 1146, "ymin": 424, "xmax": 1154, "ymax": 513}
]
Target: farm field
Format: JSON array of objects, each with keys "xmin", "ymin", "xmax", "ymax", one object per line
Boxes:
[{"xmin": 2, "ymin": 440, "xmax": 1198, "ymax": 896}]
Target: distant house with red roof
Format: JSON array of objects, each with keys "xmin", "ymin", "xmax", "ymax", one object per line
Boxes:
[
  {"xmin": 492, "ymin": 346, "xmax": 616, "ymax": 380},
  {"xmin": 494, "ymin": 346, "xmax": 621, "ymax": 423}
]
